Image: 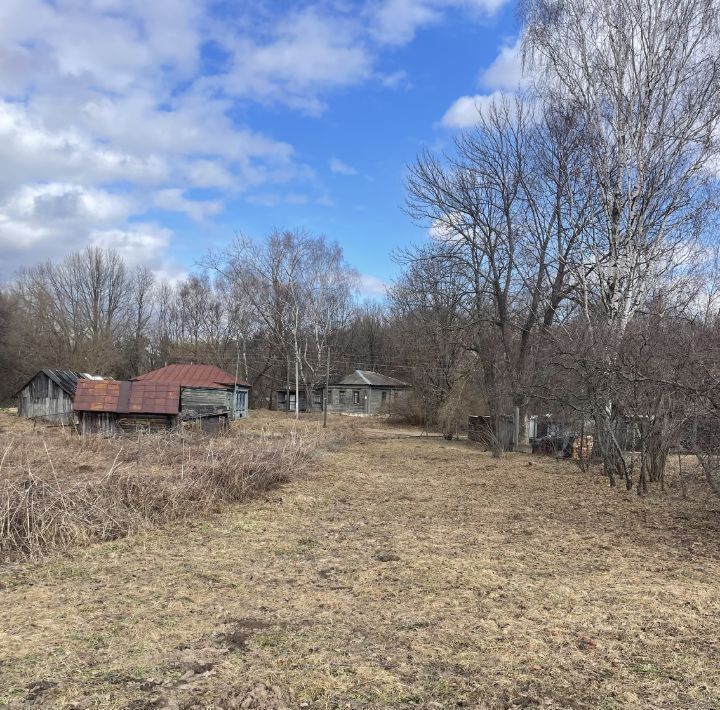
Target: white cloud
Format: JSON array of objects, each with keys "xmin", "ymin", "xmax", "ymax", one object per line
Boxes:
[
  {"xmin": 379, "ymin": 70, "xmax": 411, "ymax": 89},
  {"xmin": 0, "ymin": 0, "xmax": 514, "ymax": 278},
  {"xmin": 0, "ymin": 183, "xmax": 138, "ymax": 276},
  {"xmin": 316, "ymin": 194, "xmax": 335, "ymax": 208},
  {"xmin": 6, "ymin": 183, "xmax": 132, "ymax": 225},
  {"xmin": 217, "ymin": 8, "xmax": 373, "ymax": 115},
  {"xmin": 154, "ymin": 189, "xmax": 223, "ymax": 222},
  {"xmin": 369, "ymin": 0, "xmax": 509, "ymax": 46},
  {"xmin": 480, "ymin": 38, "xmax": 525, "ymax": 92},
  {"xmin": 330, "ymin": 158, "xmax": 358, "ymax": 176},
  {"xmin": 358, "ymin": 273, "xmax": 388, "ymax": 297},
  {"xmin": 246, "ymin": 192, "xmax": 316, "ymax": 207},
  {"xmin": 0, "ymin": 100, "xmax": 168, "ymax": 194},
  {"xmin": 90, "ymin": 223, "xmax": 172, "ymax": 269},
  {"xmin": 441, "ymin": 91, "xmax": 511, "ymax": 129},
  {"xmin": 441, "ymin": 36, "xmax": 529, "ymax": 130}
]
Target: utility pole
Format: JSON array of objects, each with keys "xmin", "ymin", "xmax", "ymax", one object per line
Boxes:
[
  {"xmin": 232, "ymin": 334, "xmax": 241, "ymax": 421},
  {"xmin": 323, "ymin": 346, "xmax": 330, "ymax": 428}
]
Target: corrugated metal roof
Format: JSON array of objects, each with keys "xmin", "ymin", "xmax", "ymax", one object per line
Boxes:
[
  {"xmin": 16, "ymin": 369, "xmax": 104, "ymax": 397},
  {"xmin": 74, "ymin": 379, "xmax": 180, "ymax": 414},
  {"xmin": 74, "ymin": 379, "xmax": 122, "ymax": 412},
  {"xmin": 43, "ymin": 369, "xmax": 84, "ymax": 396},
  {"xmin": 330, "ymin": 370, "xmax": 409, "ymax": 387},
  {"xmin": 133, "ymin": 364, "xmax": 251, "ymax": 389}
]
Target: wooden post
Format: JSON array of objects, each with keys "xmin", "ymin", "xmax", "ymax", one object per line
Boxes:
[
  {"xmin": 513, "ymin": 406, "xmax": 520, "ymax": 452},
  {"xmin": 323, "ymin": 347, "xmax": 330, "ymax": 429}
]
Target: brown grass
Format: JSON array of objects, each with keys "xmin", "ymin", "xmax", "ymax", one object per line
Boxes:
[
  {"xmin": 1, "ymin": 412, "xmax": 719, "ymax": 709},
  {"xmin": 0, "ymin": 412, "xmax": 318, "ymax": 559}
]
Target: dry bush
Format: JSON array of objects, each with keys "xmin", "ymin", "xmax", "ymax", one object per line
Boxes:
[{"xmin": 0, "ymin": 425, "xmax": 317, "ymax": 560}]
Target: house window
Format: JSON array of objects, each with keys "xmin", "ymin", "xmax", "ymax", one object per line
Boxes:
[
  {"xmin": 339, "ymin": 389, "xmax": 346, "ymax": 404},
  {"xmin": 381, "ymin": 391, "xmax": 387, "ymax": 403},
  {"xmin": 353, "ymin": 390, "xmax": 360, "ymax": 404}
]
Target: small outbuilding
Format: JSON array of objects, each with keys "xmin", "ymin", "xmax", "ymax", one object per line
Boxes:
[
  {"xmin": 16, "ymin": 369, "xmax": 103, "ymax": 425},
  {"xmin": 276, "ymin": 387, "xmax": 322, "ymax": 413},
  {"xmin": 133, "ymin": 364, "xmax": 251, "ymax": 420},
  {"xmin": 74, "ymin": 379, "xmax": 181, "ymax": 434}
]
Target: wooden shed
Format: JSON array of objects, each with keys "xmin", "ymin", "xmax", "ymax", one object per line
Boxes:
[
  {"xmin": 133, "ymin": 364, "xmax": 251, "ymax": 421},
  {"xmin": 16, "ymin": 369, "xmax": 103, "ymax": 425},
  {"xmin": 74, "ymin": 379, "xmax": 180, "ymax": 434},
  {"xmin": 276, "ymin": 387, "xmax": 322, "ymax": 412}
]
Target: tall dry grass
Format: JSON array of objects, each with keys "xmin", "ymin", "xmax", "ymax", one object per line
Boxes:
[{"xmin": 0, "ymin": 425, "xmax": 317, "ymax": 560}]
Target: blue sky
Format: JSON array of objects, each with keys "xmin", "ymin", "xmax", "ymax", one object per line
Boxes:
[{"xmin": 0, "ymin": 0, "xmax": 521, "ymax": 293}]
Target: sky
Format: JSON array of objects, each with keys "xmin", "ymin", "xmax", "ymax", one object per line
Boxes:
[{"xmin": 0, "ymin": 0, "xmax": 522, "ymax": 295}]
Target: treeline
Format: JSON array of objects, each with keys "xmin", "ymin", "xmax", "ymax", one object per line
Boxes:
[{"xmin": 0, "ymin": 235, "xmax": 482, "ymax": 431}]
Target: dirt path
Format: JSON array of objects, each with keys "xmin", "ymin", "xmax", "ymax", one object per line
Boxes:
[{"xmin": 1, "ymin": 430, "xmax": 719, "ymax": 709}]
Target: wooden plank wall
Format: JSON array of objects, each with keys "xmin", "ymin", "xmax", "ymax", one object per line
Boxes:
[{"xmin": 17, "ymin": 374, "xmax": 75, "ymax": 424}]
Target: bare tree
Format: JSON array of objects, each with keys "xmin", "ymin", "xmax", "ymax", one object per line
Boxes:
[
  {"xmin": 207, "ymin": 229, "xmax": 357, "ymax": 411},
  {"xmin": 523, "ymin": 0, "xmax": 720, "ymax": 483},
  {"xmin": 405, "ymin": 97, "xmax": 585, "ymax": 440},
  {"xmin": 13, "ymin": 247, "xmax": 132, "ymax": 374}
]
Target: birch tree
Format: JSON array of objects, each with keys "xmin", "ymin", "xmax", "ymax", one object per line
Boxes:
[{"xmin": 523, "ymin": 0, "xmax": 720, "ymax": 483}]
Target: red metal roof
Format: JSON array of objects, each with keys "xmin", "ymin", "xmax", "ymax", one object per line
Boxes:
[
  {"xmin": 132, "ymin": 364, "xmax": 250, "ymax": 389},
  {"xmin": 74, "ymin": 380, "xmax": 122, "ymax": 412},
  {"xmin": 74, "ymin": 379, "xmax": 180, "ymax": 414}
]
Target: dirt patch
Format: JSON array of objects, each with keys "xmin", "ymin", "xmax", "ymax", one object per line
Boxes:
[
  {"xmin": 217, "ymin": 618, "xmax": 275, "ymax": 652},
  {"xmin": 215, "ymin": 682, "xmax": 291, "ymax": 709},
  {"xmin": 127, "ymin": 681, "xmax": 291, "ymax": 710},
  {"xmin": 374, "ymin": 552, "xmax": 401, "ymax": 562}
]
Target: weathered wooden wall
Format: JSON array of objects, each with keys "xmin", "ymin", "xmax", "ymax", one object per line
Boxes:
[
  {"xmin": 325, "ymin": 386, "xmax": 368, "ymax": 415},
  {"xmin": 78, "ymin": 412, "xmax": 177, "ymax": 435},
  {"xmin": 180, "ymin": 388, "xmax": 229, "ymax": 420},
  {"xmin": 17, "ymin": 374, "xmax": 75, "ymax": 425},
  {"xmin": 78, "ymin": 411, "xmax": 116, "ymax": 435},
  {"xmin": 180, "ymin": 387, "xmax": 250, "ymax": 419},
  {"xmin": 325, "ymin": 386, "xmax": 407, "ymax": 415}
]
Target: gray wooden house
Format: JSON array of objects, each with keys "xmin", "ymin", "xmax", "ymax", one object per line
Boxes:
[
  {"xmin": 133, "ymin": 364, "xmax": 251, "ymax": 420},
  {"xmin": 326, "ymin": 370, "xmax": 409, "ymax": 415},
  {"xmin": 16, "ymin": 369, "xmax": 103, "ymax": 425},
  {"xmin": 276, "ymin": 370, "xmax": 410, "ymax": 415}
]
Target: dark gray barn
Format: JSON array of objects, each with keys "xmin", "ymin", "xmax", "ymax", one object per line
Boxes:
[{"xmin": 16, "ymin": 369, "xmax": 103, "ymax": 425}]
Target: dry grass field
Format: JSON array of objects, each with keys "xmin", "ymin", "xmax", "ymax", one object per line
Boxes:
[{"xmin": 1, "ymin": 411, "xmax": 720, "ymax": 709}]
